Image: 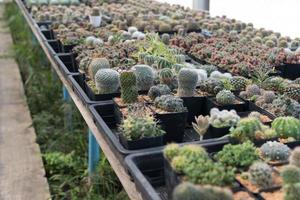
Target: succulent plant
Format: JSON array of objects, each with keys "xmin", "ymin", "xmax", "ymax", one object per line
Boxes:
[
  {"xmin": 138, "ymin": 52, "xmax": 148, "ymax": 63},
  {"xmin": 147, "ymin": 84, "xmax": 171, "ymax": 101},
  {"xmin": 159, "ymin": 68, "xmax": 174, "ymax": 86},
  {"xmin": 85, "ymin": 36, "xmax": 95, "ymax": 46},
  {"xmin": 284, "ymin": 84, "xmax": 300, "ymax": 101},
  {"xmin": 91, "ymin": 7, "xmax": 101, "ymax": 16},
  {"xmin": 158, "ymin": 23, "xmax": 172, "ymax": 32},
  {"xmin": 173, "ymin": 182, "xmax": 233, "ymax": 200},
  {"xmin": 172, "ymin": 64, "xmax": 185, "ymax": 73},
  {"xmin": 230, "ymin": 76, "xmax": 248, "ymax": 91},
  {"xmin": 215, "ymin": 141, "xmax": 259, "ymax": 170},
  {"xmin": 199, "ymin": 64, "xmax": 217, "ymax": 76},
  {"xmin": 94, "ymin": 69, "xmax": 120, "ymax": 94},
  {"xmin": 216, "ymin": 90, "xmax": 236, "ymax": 105},
  {"xmin": 177, "ymin": 68, "xmax": 198, "ymax": 97},
  {"xmin": 260, "ymin": 141, "xmax": 291, "ymax": 162},
  {"xmin": 88, "ymin": 58, "xmax": 110, "ymax": 80},
  {"xmin": 282, "ymin": 165, "xmax": 300, "ymax": 185},
  {"xmin": 120, "ymin": 71, "xmax": 138, "ymax": 104},
  {"xmin": 192, "ymin": 115, "xmax": 209, "ymax": 140},
  {"xmin": 209, "ymin": 108, "xmax": 240, "ymax": 128},
  {"xmin": 132, "ymin": 65, "xmax": 155, "ymax": 91},
  {"xmin": 175, "ymin": 54, "xmax": 186, "ymax": 64},
  {"xmin": 199, "ymin": 78, "xmax": 223, "ymax": 95},
  {"xmin": 164, "ymin": 143, "xmax": 180, "ymax": 161},
  {"xmin": 154, "ymin": 95, "xmax": 187, "ymax": 112},
  {"xmin": 249, "ymin": 162, "xmax": 273, "ymax": 189},
  {"xmin": 128, "ymin": 26, "xmax": 138, "ymax": 35},
  {"xmin": 272, "ymin": 116, "xmax": 300, "ymax": 139},
  {"xmin": 144, "ymin": 55, "xmax": 156, "ymax": 66},
  {"xmin": 157, "ymin": 57, "xmax": 172, "ymax": 69},
  {"xmin": 120, "ymin": 114, "xmax": 165, "ymax": 141},
  {"xmin": 161, "ymin": 33, "xmax": 170, "ymax": 45},
  {"xmin": 240, "ymin": 84, "xmax": 262, "ymax": 100},
  {"xmin": 289, "ymin": 147, "xmax": 300, "ymax": 168}
]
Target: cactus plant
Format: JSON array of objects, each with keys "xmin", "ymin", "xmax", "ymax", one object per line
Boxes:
[
  {"xmin": 177, "ymin": 68, "xmax": 198, "ymax": 97},
  {"xmin": 289, "ymin": 147, "xmax": 300, "ymax": 168},
  {"xmin": 88, "ymin": 58, "xmax": 110, "ymax": 80},
  {"xmin": 147, "ymin": 84, "xmax": 171, "ymax": 101},
  {"xmin": 192, "ymin": 115, "xmax": 209, "ymax": 140},
  {"xmin": 159, "ymin": 68, "xmax": 174, "ymax": 86},
  {"xmin": 272, "ymin": 116, "xmax": 300, "ymax": 139},
  {"xmin": 175, "ymin": 54, "xmax": 186, "ymax": 64},
  {"xmin": 94, "ymin": 69, "xmax": 120, "ymax": 94},
  {"xmin": 173, "ymin": 182, "xmax": 233, "ymax": 200},
  {"xmin": 91, "ymin": 7, "xmax": 101, "ymax": 16},
  {"xmin": 282, "ymin": 165, "xmax": 300, "ymax": 184},
  {"xmin": 260, "ymin": 141, "xmax": 291, "ymax": 162},
  {"xmin": 120, "ymin": 71, "xmax": 138, "ymax": 104},
  {"xmin": 209, "ymin": 108, "xmax": 240, "ymax": 128},
  {"xmin": 249, "ymin": 162, "xmax": 273, "ymax": 189},
  {"xmin": 138, "ymin": 52, "xmax": 148, "ymax": 63},
  {"xmin": 164, "ymin": 143, "xmax": 180, "ymax": 161},
  {"xmin": 230, "ymin": 76, "xmax": 248, "ymax": 91},
  {"xmin": 216, "ymin": 90, "xmax": 236, "ymax": 105},
  {"xmin": 172, "ymin": 64, "xmax": 185, "ymax": 73},
  {"xmin": 157, "ymin": 57, "xmax": 172, "ymax": 69},
  {"xmin": 144, "ymin": 55, "xmax": 155, "ymax": 66},
  {"xmin": 154, "ymin": 95, "xmax": 187, "ymax": 113},
  {"xmin": 284, "ymin": 84, "xmax": 300, "ymax": 101},
  {"xmin": 161, "ymin": 33, "xmax": 170, "ymax": 45},
  {"xmin": 132, "ymin": 65, "xmax": 155, "ymax": 91}
]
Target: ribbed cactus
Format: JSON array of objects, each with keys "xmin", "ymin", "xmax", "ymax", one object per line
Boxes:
[
  {"xmin": 216, "ymin": 90, "xmax": 236, "ymax": 105},
  {"xmin": 154, "ymin": 95, "xmax": 186, "ymax": 112},
  {"xmin": 91, "ymin": 7, "xmax": 100, "ymax": 16},
  {"xmin": 159, "ymin": 68, "xmax": 174, "ymax": 85},
  {"xmin": 161, "ymin": 33, "xmax": 170, "ymax": 45},
  {"xmin": 271, "ymin": 117, "xmax": 300, "ymax": 139},
  {"xmin": 138, "ymin": 52, "xmax": 147, "ymax": 63},
  {"xmin": 230, "ymin": 76, "xmax": 248, "ymax": 91},
  {"xmin": 88, "ymin": 58, "xmax": 110, "ymax": 80},
  {"xmin": 260, "ymin": 141, "xmax": 290, "ymax": 162},
  {"xmin": 120, "ymin": 71, "xmax": 138, "ymax": 104},
  {"xmin": 172, "ymin": 64, "xmax": 185, "ymax": 73},
  {"xmin": 282, "ymin": 165, "xmax": 300, "ymax": 184},
  {"xmin": 95, "ymin": 69, "xmax": 120, "ymax": 94},
  {"xmin": 157, "ymin": 57, "xmax": 172, "ymax": 69},
  {"xmin": 144, "ymin": 55, "xmax": 155, "ymax": 66},
  {"xmin": 249, "ymin": 162, "xmax": 273, "ymax": 189},
  {"xmin": 132, "ymin": 65, "xmax": 155, "ymax": 91},
  {"xmin": 175, "ymin": 54, "xmax": 186, "ymax": 64},
  {"xmin": 289, "ymin": 147, "xmax": 300, "ymax": 168},
  {"xmin": 173, "ymin": 182, "xmax": 233, "ymax": 200},
  {"xmin": 284, "ymin": 84, "xmax": 300, "ymax": 101},
  {"xmin": 148, "ymin": 84, "xmax": 171, "ymax": 101},
  {"xmin": 177, "ymin": 68, "xmax": 198, "ymax": 97}
]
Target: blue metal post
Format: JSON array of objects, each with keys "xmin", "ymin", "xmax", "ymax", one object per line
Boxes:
[
  {"xmin": 63, "ymin": 86, "xmax": 72, "ymax": 130},
  {"xmin": 88, "ymin": 129, "xmax": 100, "ymax": 177}
]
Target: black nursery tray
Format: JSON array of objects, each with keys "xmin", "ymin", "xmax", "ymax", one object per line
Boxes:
[
  {"xmin": 89, "ymin": 103, "xmax": 229, "ymax": 166},
  {"xmin": 54, "ymin": 53, "xmax": 80, "ymax": 79},
  {"xmin": 276, "ymin": 63, "xmax": 300, "ymax": 80},
  {"xmin": 45, "ymin": 39, "xmax": 63, "ymax": 56},
  {"xmin": 36, "ymin": 21, "xmax": 55, "ymax": 41}
]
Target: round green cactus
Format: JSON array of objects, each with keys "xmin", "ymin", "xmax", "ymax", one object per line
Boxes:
[
  {"xmin": 120, "ymin": 71, "xmax": 138, "ymax": 104},
  {"xmin": 172, "ymin": 64, "xmax": 185, "ymax": 73},
  {"xmin": 216, "ymin": 90, "xmax": 235, "ymax": 105},
  {"xmin": 171, "ymin": 156, "xmax": 187, "ymax": 173},
  {"xmin": 95, "ymin": 69, "xmax": 120, "ymax": 94},
  {"xmin": 164, "ymin": 143, "xmax": 180, "ymax": 161},
  {"xmin": 138, "ymin": 52, "xmax": 148, "ymax": 63},
  {"xmin": 88, "ymin": 58, "xmax": 110, "ymax": 80},
  {"xmin": 148, "ymin": 84, "xmax": 171, "ymax": 101},
  {"xmin": 133, "ymin": 65, "xmax": 155, "ymax": 91},
  {"xmin": 284, "ymin": 183, "xmax": 300, "ymax": 200},
  {"xmin": 230, "ymin": 76, "xmax": 248, "ymax": 91},
  {"xmin": 249, "ymin": 162, "xmax": 273, "ymax": 189},
  {"xmin": 284, "ymin": 84, "xmax": 300, "ymax": 101},
  {"xmin": 144, "ymin": 55, "xmax": 155, "ymax": 66},
  {"xmin": 159, "ymin": 68, "xmax": 174, "ymax": 85},
  {"xmin": 177, "ymin": 68, "xmax": 198, "ymax": 97},
  {"xmin": 272, "ymin": 117, "xmax": 300, "ymax": 139},
  {"xmin": 157, "ymin": 57, "xmax": 172, "ymax": 69},
  {"xmin": 154, "ymin": 95, "xmax": 186, "ymax": 113},
  {"xmin": 260, "ymin": 141, "xmax": 290, "ymax": 162},
  {"xmin": 289, "ymin": 147, "xmax": 300, "ymax": 168},
  {"xmin": 161, "ymin": 33, "xmax": 170, "ymax": 45},
  {"xmin": 282, "ymin": 165, "xmax": 300, "ymax": 184},
  {"xmin": 175, "ymin": 54, "xmax": 186, "ymax": 64}
]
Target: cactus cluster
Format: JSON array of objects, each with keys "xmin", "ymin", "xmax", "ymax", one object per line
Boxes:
[
  {"xmin": 216, "ymin": 90, "xmax": 236, "ymax": 105},
  {"xmin": 147, "ymin": 84, "xmax": 171, "ymax": 101},
  {"xmin": 120, "ymin": 71, "xmax": 138, "ymax": 104},
  {"xmin": 95, "ymin": 69, "xmax": 120, "ymax": 94},
  {"xmin": 154, "ymin": 95, "xmax": 187, "ymax": 113},
  {"xmin": 230, "ymin": 76, "xmax": 248, "ymax": 91},
  {"xmin": 249, "ymin": 162, "xmax": 273, "ymax": 189},
  {"xmin": 132, "ymin": 64, "xmax": 155, "ymax": 91},
  {"xmin": 260, "ymin": 141, "xmax": 291, "ymax": 162},
  {"xmin": 88, "ymin": 58, "xmax": 110, "ymax": 80},
  {"xmin": 177, "ymin": 68, "xmax": 198, "ymax": 97},
  {"xmin": 209, "ymin": 108, "xmax": 240, "ymax": 128},
  {"xmin": 271, "ymin": 116, "xmax": 300, "ymax": 139}
]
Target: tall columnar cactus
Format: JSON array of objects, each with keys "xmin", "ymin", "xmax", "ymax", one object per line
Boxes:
[
  {"xmin": 120, "ymin": 71, "xmax": 138, "ymax": 104},
  {"xmin": 289, "ymin": 147, "xmax": 300, "ymax": 168},
  {"xmin": 132, "ymin": 65, "xmax": 155, "ymax": 91},
  {"xmin": 249, "ymin": 162, "xmax": 273, "ymax": 189},
  {"xmin": 177, "ymin": 68, "xmax": 198, "ymax": 97},
  {"xmin": 159, "ymin": 68, "xmax": 174, "ymax": 86},
  {"xmin": 271, "ymin": 117, "xmax": 300, "ymax": 139},
  {"xmin": 260, "ymin": 141, "xmax": 291, "ymax": 162},
  {"xmin": 94, "ymin": 69, "xmax": 120, "ymax": 94},
  {"xmin": 173, "ymin": 182, "xmax": 233, "ymax": 200},
  {"xmin": 216, "ymin": 90, "xmax": 236, "ymax": 105},
  {"xmin": 88, "ymin": 58, "xmax": 110, "ymax": 80}
]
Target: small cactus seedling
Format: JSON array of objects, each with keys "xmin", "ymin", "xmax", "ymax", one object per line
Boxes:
[
  {"xmin": 88, "ymin": 58, "xmax": 110, "ymax": 80},
  {"xmin": 216, "ymin": 90, "xmax": 236, "ymax": 105},
  {"xmin": 249, "ymin": 162, "xmax": 273, "ymax": 189},
  {"xmin": 132, "ymin": 65, "xmax": 155, "ymax": 91},
  {"xmin": 148, "ymin": 84, "xmax": 171, "ymax": 101},
  {"xmin": 94, "ymin": 69, "xmax": 120, "ymax": 94},
  {"xmin": 289, "ymin": 147, "xmax": 300, "ymax": 168},
  {"xmin": 163, "ymin": 143, "xmax": 180, "ymax": 161}
]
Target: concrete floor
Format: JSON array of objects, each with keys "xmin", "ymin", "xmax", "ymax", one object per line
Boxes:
[{"xmin": 0, "ymin": 4, "xmax": 50, "ymax": 200}]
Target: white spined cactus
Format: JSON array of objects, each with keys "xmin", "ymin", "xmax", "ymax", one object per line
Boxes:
[
  {"xmin": 210, "ymin": 71, "xmax": 232, "ymax": 80},
  {"xmin": 209, "ymin": 108, "xmax": 240, "ymax": 128},
  {"xmin": 192, "ymin": 115, "xmax": 210, "ymax": 141}
]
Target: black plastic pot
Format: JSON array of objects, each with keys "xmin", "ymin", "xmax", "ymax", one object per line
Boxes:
[
  {"xmin": 276, "ymin": 63, "xmax": 300, "ymax": 80},
  {"xmin": 54, "ymin": 53, "xmax": 79, "ymax": 79},
  {"xmin": 62, "ymin": 43, "xmax": 76, "ymax": 53},
  {"xmin": 181, "ymin": 96, "xmax": 206, "ymax": 124},
  {"xmin": 119, "ymin": 134, "xmax": 164, "ymax": 150},
  {"xmin": 229, "ymin": 136, "xmax": 279, "ymax": 147},
  {"xmin": 206, "ymin": 126, "xmax": 230, "ymax": 139},
  {"xmin": 206, "ymin": 96, "xmax": 248, "ymax": 113},
  {"xmin": 45, "ymin": 39, "xmax": 62, "ymax": 55},
  {"xmin": 154, "ymin": 111, "xmax": 188, "ymax": 143},
  {"xmin": 284, "ymin": 140, "xmax": 300, "ymax": 149}
]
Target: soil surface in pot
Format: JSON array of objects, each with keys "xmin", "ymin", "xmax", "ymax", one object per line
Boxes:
[
  {"xmin": 214, "ymin": 98, "xmax": 244, "ymax": 106},
  {"xmin": 260, "ymin": 189, "xmax": 284, "ymax": 200},
  {"xmin": 233, "ymin": 190, "xmax": 255, "ymax": 200},
  {"xmin": 114, "ymin": 96, "xmax": 147, "ymax": 108},
  {"xmin": 236, "ymin": 172, "xmax": 282, "ymax": 193}
]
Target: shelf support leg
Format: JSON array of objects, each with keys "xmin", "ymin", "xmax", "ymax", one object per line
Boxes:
[
  {"xmin": 88, "ymin": 129, "xmax": 100, "ymax": 178},
  {"xmin": 63, "ymin": 86, "xmax": 72, "ymax": 130}
]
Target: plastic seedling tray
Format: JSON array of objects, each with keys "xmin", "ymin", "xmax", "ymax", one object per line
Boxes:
[
  {"xmin": 278, "ymin": 63, "xmax": 300, "ymax": 80},
  {"xmin": 45, "ymin": 39, "xmax": 63, "ymax": 56},
  {"xmin": 54, "ymin": 53, "xmax": 80, "ymax": 79},
  {"xmin": 124, "ymin": 140, "xmax": 230, "ymax": 200},
  {"xmin": 89, "ymin": 103, "xmax": 230, "ymax": 167},
  {"xmin": 35, "ymin": 21, "xmax": 55, "ymax": 41},
  {"xmin": 62, "ymin": 43, "xmax": 77, "ymax": 53},
  {"xmin": 181, "ymin": 96, "xmax": 206, "ymax": 124}
]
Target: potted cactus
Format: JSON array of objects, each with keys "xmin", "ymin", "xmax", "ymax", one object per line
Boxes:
[
  {"xmin": 207, "ymin": 89, "xmax": 248, "ymax": 113},
  {"xmin": 89, "ymin": 7, "xmax": 102, "ymax": 28},
  {"xmin": 119, "ymin": 111, "xmax": 165, "ymax": 150},
  {"xmin": 259, "ymin": 141, "xmax": 291, "ymax": 165},
  {"xmin": 151, "ymin": 95, "xmax": 188, "ymax": 143}
]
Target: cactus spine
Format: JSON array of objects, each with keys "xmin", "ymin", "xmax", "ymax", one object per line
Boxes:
[{"xmin": 95, "ymin": 69, "xmax": 120, "ymax": 94}]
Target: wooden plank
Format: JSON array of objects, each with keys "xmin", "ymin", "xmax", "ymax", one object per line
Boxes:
[{"xmin": 14, "ymin": 0, "xmax": 143, "ymax": 199}]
